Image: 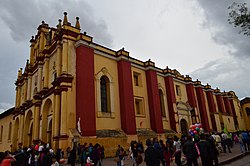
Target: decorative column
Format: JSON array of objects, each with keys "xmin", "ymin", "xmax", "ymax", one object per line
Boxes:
[
  {"xmin": 19, "ymin": 114, "xmax": 25, "ymax": 145},
  {"xmin": 33, "ymin": 99, "xmax": 41, "ymax": 141},
  {"xmin": 117, "ymin": 49, "xmax": 136, "ymax": 135},
  {"xmin": 164, "ymin": 68, "xmax": 177, "ymax": 132},
  {"xmin": 60, "ymin": 90, "xmax": 67, "ymax": 136},
  {"xmin": 37, "ymin": 64, "xmax": 43, "ymax": 92},
  {"xmin": 56, "ymin": 42, "xmax": 62, "ymax": 76},
  {"xmin": 62, "ymin": 39, "xmax": 68, "ymax": 74},
  {"xmin": 76, "ymin": 43, "xmax": 96, "ymax": 136},
  {"xmin": 53, "ymin": 88, "xmax": 61, "ymax": 149},
  {"xmin": 145, "ymin": 61, "xmax": 164, "ymax": 133},
  {"xmin": 43, "ymin": 56, "xmax": 49, "ymax": 88},
  {"xmin": 204, "ymin": 84, "xmax": 217, "ymax": 131},
  {"xmin": 194, "ymin": 80, "xmax": 210, "ymax": 132},
  {"xmin": 215, "ymin": 88, "xmax": 226, "ymax": 113},
  {"xmin": 27, "ymin": 75, "xmax": 32, "ymax": 101},
  {"xmin": 223, "ymin": 94, "xmax": 232, "ymax": 115}
]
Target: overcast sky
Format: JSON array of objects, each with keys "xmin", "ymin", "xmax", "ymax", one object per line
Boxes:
[{"xmin": 0, "ymin": 0, "xmax": 249, "ymax": 113}]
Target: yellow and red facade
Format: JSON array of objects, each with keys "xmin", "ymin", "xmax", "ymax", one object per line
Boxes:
[{"xmin": 0, "ymin": 13, "xmax": 248, "ymax": 156}]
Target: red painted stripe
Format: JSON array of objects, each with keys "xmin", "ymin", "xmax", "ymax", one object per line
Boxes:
[
  {"xmin": 117, "ymin": 60, "xmax": 136, "ymax": 134},
  {"xmin": 186, "ymin": 84, "xmax": 197, "ymax": 108},
  {"xmin": 195, "ymin": 87, "xmax": 210, "ymax": 132},
  {"xmin": 216, "ymin": 95, "xmax": 226, "ymax": 113},
  {"xmin": 76, "ymin": 45, "xmax": 96, "ymax": 136},
  {"xmin": 223, "ymin": 97, "xmax": 232, "ymax": 115},
  {"xmin": 164, "ymin": 76, "xmax": 177, "ymax": 132},
  {"xmin": 205, "ymin": 91, "xmax": 217, "ymax": 131},
  {"xmin": 146, "ymin": 70, "xmax": 164, "ymax": 133}
]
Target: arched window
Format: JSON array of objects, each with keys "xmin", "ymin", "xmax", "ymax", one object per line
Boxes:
[
  {"xmin": 159, "ymin": 89, "xmax": 166, "ymax": 117},
  {"xmin": 8, "ymin": 122, "xmax": 12, "ymax": 140},
  {"xmin": 100, "ymin": 76, "xmax": 110, "ymax": 113}
]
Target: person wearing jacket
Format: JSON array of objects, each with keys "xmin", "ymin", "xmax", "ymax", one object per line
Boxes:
[
  {"xmin": 183, "ymin": 135, "xmax": 198, "ymax": 166},
  {"xmin": 144, "ymin": 139, "xmax": 161, "ymax": 166}
]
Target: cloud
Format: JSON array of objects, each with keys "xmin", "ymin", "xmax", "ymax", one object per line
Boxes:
[
  {"xmin": 191, "ymin": 57, "xmax": 250, "ymax": 98},
  {"xmin": 196, "ymin": 0, "xmax": 250, "ymax": 58},
  {"xmin": 189, "ymin": 0, "xmax": 250, "ymax": 98},
  {"xmin": 0, "ymin": 0, "xmax": 113, "ymax": 108},
  {"xmin": 0, "ymin": 0, "xmax": 113, "ymax": 46}
]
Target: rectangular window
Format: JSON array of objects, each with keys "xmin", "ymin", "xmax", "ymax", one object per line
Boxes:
[
  {"xmin": 133, "ymin": 72, "xmax": 141, "ymax": 86},
  {"xmin": 135, "ymin": 98, "xmax": 144, "ymax": 115},
  {"xmin": 176, "ymin": 85, "xmax": 181, "ymax": 96}
]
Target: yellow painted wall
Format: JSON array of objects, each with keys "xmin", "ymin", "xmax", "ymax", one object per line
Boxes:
[
  {"xmin": 94, "ymin": 53, "xmax": 121, "ymax": 130},
  {"xmin": 241, "ymin": 103, "xmax": 250, "ymax": 130},
  {"xmin": 222, "ymin": 115, "xmax": 235, "ymax": 132},
  {"xmin": 131, "ymin": 67, "xmax": 151, "ymax": 129},
  {"xmin": 173, "ymin": 80, "xmax": 188, "ymax": 102},
  {"xmin": 233, "ymin": 99, "xmax": 246, "ymax": 130},
  {"xmin": 214, "ymin": 113, "xmax": 222, "ymax": 132},
  {"xmin": 0, "ymin": 114, "xmax": 13, "ymax": 152}
]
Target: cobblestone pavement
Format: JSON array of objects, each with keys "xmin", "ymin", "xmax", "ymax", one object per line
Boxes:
[{"xmin": 64, "ymin": 144, "xmax": 249, "ymax": 166}]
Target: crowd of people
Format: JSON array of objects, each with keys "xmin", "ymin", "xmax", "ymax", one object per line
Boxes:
[
  {"xmin": 115, "ymin": 130, "xmax": 250, "ymax": 166},
  {"xmin": 0, "ymin": 130, "xmax": 249, "ymax": 166},
  {"xmin": 0, "ymin": 141, "xmax": 105, "ymax": 166}
]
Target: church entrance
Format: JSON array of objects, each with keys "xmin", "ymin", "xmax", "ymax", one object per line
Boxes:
[{"xmin": 180, "ymin": 119, "xmax": 188, "ymax": 135}]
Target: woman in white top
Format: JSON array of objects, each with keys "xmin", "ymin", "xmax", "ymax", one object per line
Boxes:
[{"xmin": 173, "ymin": 136, "xmax": 182, "ymax": 166}]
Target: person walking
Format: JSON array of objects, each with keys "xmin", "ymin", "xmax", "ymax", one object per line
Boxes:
[
  {"xmin": 221, "ymin": 132, "xmax": 232, "ymax": 153},
  {"xmin": 144, "ymin": 139, "xmax": 161, "ymax": 166},
  {"xmin": 197, "ymin": 134, "xmax": 213, "ymax": 166},
  {"xmin": 183, "ymin": 135, "xmax": 198, "ymax": 166},
  {"xmin": 173, "ymin": 136, "xmax": 182, "ymax": 166}
]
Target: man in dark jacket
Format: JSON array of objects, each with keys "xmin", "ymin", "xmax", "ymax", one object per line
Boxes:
[
  {"xmin": 144, "ymin": 139, "xmax": 161, "ymax": 166},
  {"xmin": 183, "ymin": 135, "xmax": 198, "ymax": 166},
  {"xmin": 41, "ymin": 149, "xmax": 52, "ymax": 166},
  {"xmin": 197, "ymin": 134, "xmax": 213, "ymax": 166}
]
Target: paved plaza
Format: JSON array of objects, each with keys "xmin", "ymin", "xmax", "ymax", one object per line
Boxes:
[{"xmin": 64, "ymin": 143, "xmax": 250, "ymax": 166}]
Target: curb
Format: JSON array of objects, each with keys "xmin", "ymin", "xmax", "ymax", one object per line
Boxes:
[{"xmin": 219, "ymin": 151, "xmax": 250, "ymax": 165}]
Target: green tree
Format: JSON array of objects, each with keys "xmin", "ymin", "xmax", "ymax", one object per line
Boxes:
[{"xmin": 228, "ymin": 2, "xmax": 250, "ymax": 36}]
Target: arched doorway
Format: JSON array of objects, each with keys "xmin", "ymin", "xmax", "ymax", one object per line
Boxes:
[{"xmin": 180, "ymin": 119, "xmax": 188, "ymax": 135}]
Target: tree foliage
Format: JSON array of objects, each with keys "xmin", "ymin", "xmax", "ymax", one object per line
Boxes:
[{"xmin": 228, "ymin": 2, "xmax": 250, "ymax": 36}]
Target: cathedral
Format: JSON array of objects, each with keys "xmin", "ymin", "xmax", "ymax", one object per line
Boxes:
[{"xmin": 0, "ymin": 12, "xmax": 249, "ymax": 156}]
